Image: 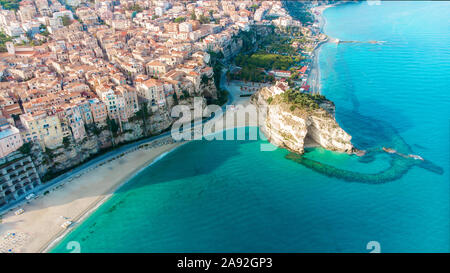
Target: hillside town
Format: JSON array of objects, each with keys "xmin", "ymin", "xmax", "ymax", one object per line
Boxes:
[{"xmin": 0, "ymin": 0, "xmax": 327, "ymax": 209}]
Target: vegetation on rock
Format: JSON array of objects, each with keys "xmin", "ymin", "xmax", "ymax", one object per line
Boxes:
[
  {"xmin": 0, "ymin": 31, "xmax": 13, "ymax": 52},
  {"xmin": 276, "ymin": 89, "xmax": 328, "ymax": 112},
  {"xmin": 0, "ymin": 0, "xmax": 20, "ymax": 10}
]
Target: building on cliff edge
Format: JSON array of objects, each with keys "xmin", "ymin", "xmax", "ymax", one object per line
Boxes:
[{"xmin": 0, "ymin": 152, "xmax": 41, "ymax": 209}]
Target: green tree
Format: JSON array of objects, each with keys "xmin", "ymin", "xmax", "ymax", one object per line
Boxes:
[
  {"xmin": 182, "ymin": 89, "xmax": 190, "ymax": 99},
  {"xmin": 19, "ymin": 142, "xmax": 32, "ymax": 155},
  {"xmin": 172, "ymin": 93, "xmax": 178, "ymax": 106},
  {"xmin": 39, "ymin": 24, "xmax": 50, "ymax": 36},
  {"xmin": 0, "ymin": 31, "xmax": 12, "ymax": 52},
  {"xmin": 106, "ymin": 117, "xmax": 119, "ymax": 146},
  {"xmin": 198, "ymin": 14, "xmax": 210, "ymax": 24},
  {"xmin": 128, "ymin": 4, "xmax": 143, "ymax": 12},
  {"xmin": 174, "ymin": 16, "xmax": 186, "ymax": 23},
  {"xmin": 133, "ymin": 102, "xmax": 149, "ymax": 136},
  {"xmin": 62, "ymin": 15, "xmax": 72, "ymax": 26},
  {"xmin": 63, "ymin": 136, "xmax": 71, "ymax": 149},
  {"xmin": 201, "ymin": 74, "xmax": 209, "ymax": 85},
  {"xmin": 249, "ymin": 4, "xmax": 259, "ymax": 12}
]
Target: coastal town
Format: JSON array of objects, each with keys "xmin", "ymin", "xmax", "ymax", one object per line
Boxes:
[
  {"xmin": 0, "ymin": 0, "xmax": 330, "ymax": 212},
  {"xmin": 0, "ymin": 0, "xmax": 443, "ymax": 257},
  {"xmin": 0, "ymin": 0, "xmax": 339, "ymax": 253}
]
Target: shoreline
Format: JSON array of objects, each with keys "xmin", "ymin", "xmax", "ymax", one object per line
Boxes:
[
  {"xmin": 0, "ymin": 5, "xmax": 338, "ymax": 253},
  {"xmin": 307, "ymin": 4, "xmax": 335, "ymax": 95},
  {"xmin": 0, "ymin": 74, "xmax": 248, "ymax": 253},
  {"xmin": 0, "ymin": 138, "xmax": 183, "ymax": 253},
  {"xmin": 40, "ymin": 142, "xmax": 186, "ymax": 253}
]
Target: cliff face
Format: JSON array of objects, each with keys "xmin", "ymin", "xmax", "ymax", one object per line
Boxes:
[
  {"xmin": 28, "ymin": 108, "xmax": 173, "ymax": 180},
  {"xmin": 251, "ymin": 85, "xmax": 354, "ymax": 154},
  {"xmin": 198, "ymin": 75, "xmax": 218, "ymax": 100}
]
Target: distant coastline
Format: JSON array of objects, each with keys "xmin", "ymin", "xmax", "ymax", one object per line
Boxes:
[
  {"xmin": 306, "ymin": 4, "xmax": 336, "ymax": 95},
  {"xmin": 281, "ymin": 1, "xmax": 444, "ymax": 185}
]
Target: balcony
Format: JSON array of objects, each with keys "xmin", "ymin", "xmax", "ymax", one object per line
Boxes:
[
  {"xmin": 29, "ymin": 174, "xmax": 38, "ymax": 180},
  {"xmin": 19, "ymin": 174, "xmax": 28, "ymax": 181}
]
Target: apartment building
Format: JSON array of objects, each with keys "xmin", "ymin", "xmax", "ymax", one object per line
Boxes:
[
  {"xmin": 0, "ymin": 152, "xmax": 41, "ymax": 208},
  {"xmin": 136, "ymin": 78, "xmax": 167, "ymax": 108},
  {"xmin": 20, "ymin": 111, "xmax": 64, "ymax": 149},
  {"xmin": 115, "ymin": 85, "xmax": 139, "ymax": 121},
  {"xmin": 89, "ymin": 98, "xmax": 108, "ymax": 124},
  {"xmin": 145, "ymin": 60, "xmax": 168, "ymax": 78},
  {"xmin": 0, "ymin": 119, "xmax": 23, "ymax": 159},
  {"xmin": 59, "ymin": 104, "xmax": 87, "ymax": 142}
]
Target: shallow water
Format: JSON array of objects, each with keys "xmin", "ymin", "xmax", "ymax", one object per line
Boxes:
[{"xmin": 52, "ymin": 1, "xmax": 449, "ymax": 253}]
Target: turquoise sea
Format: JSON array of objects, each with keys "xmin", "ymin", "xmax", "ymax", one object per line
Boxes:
[{"xmin": 53, "ymin": 1, "xmax": 449, "ymax": 253}]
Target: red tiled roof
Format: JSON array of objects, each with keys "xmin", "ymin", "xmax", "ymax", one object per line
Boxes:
[{"xmin": 299, "ymin": 66, "xmax": 307, "ymax": 73}]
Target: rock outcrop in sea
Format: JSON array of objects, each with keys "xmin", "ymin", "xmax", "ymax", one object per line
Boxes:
[{"xmin": 251, "ymin": 82, "xmax": 355, "ymax": 154}]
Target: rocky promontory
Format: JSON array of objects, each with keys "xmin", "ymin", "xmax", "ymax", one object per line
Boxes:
[{"xmin": 251, "ymin": 82, "xmax": 355, "ymax": 154}]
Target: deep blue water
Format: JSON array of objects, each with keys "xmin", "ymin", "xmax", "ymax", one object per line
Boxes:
[{"xmin": 53, "ymin": 1, "xmax": 449, "ymax": 253}]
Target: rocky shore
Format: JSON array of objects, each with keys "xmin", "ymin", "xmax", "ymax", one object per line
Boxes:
[{"xmin": 251, "ymin": 83, "xmax": 355, "ymax": 155}]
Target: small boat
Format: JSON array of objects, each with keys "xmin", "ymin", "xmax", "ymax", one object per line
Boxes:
[
  {"xmin": 408, "ymin": 154, "xmax": 424, "ymax": 161},
  {"xmin": 382, "ymin": 147, "xmax": 396, "ymax": 154}
]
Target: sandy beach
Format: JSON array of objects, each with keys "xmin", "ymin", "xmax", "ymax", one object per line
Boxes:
[
  {"xmin": 0, "ymin": 76, "xmax": 257, "ymax": 253},
  {"xmin": 308, "ymin": 4, "xmax": 336, "ymax": 94},
  {"xmin": 210, "ymin": 81, "xmax": 261, "ymax": 131},
  {"xmin": 0, "ymin": 4, "xmax": 328, "ymax": 252},
  {"xmin": 0, "ymin": 139, "xmax": 182, "ymax": 253}
]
